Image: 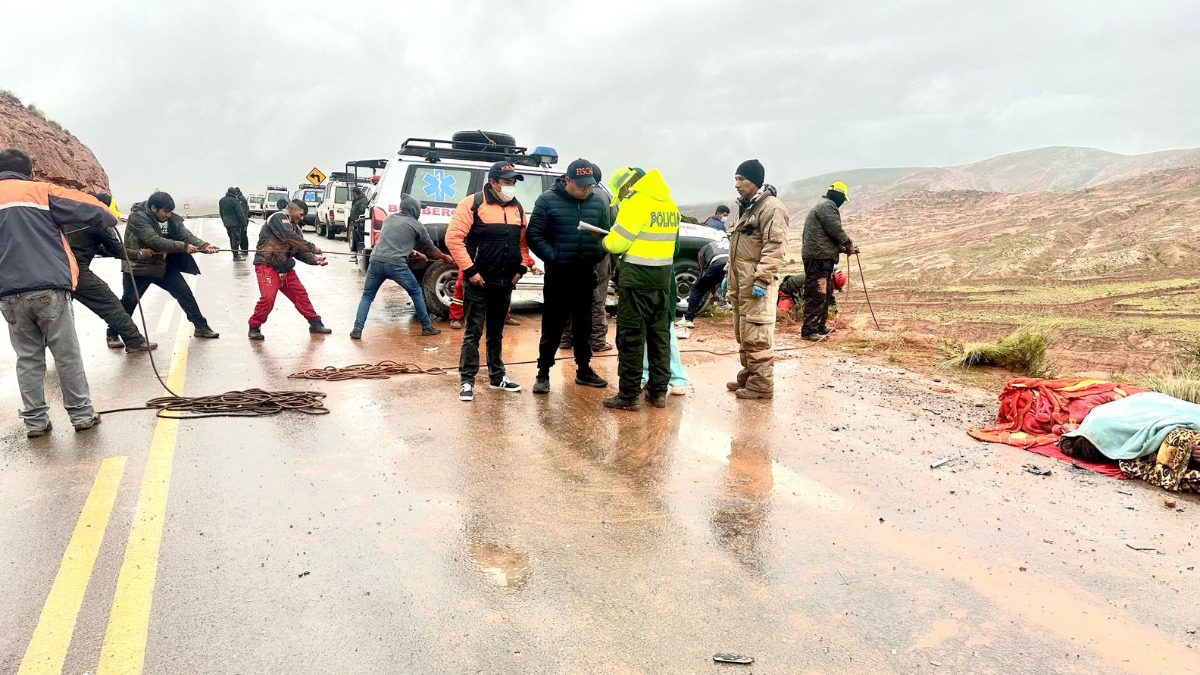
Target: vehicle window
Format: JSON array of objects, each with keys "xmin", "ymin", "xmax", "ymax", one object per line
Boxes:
[
  {"xmin": 334, "ymin": 186, "xmax": 348, "ymax": 203},
  {"xmin": 515, "ymin": 174, "xmax": 547, "ymax": 215},
  {"xmin": 267, "ymin": 191, "xmax": 288, "ymax": 207},
  {"xmin": 302, "ymin": 190, "xmax": 322, "ymax": 203},
  {"xmin": 408, "ymin": 166, "xmax": 473, "ymax": 206}
]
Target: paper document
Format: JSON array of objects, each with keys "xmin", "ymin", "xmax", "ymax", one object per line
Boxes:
[{"xmin": 577, "ymin": 223, "xmax": 608, "ymax": 236}]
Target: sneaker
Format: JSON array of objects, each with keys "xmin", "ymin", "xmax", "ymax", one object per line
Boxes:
[
  {"xmin": 450, "ymin": 319, "xmax": 462, "ymax": 330},
  {"xmin": 817, "ymin": 326, "xmax": 835, "ymax": 335},
  {"xmin": 27, "ymin": 422, "xmax": 52, "ymax": 438},
  {"xmin": 194, "ymin": 326, "xmax": 220, "ymax": 339},
  {"xmin": 603, "ymin": 396, "xmax": 642, "ymax": 411},
  {"xmin": 677, "ymin": 319, "xmax": 694, "ymax": 328},
  {"xmin": 248, "ymin": 327, "xmax": 264, "ymax": 341},
  {"xmin": 533, "ymin": 376, "xmax": 550, "ymax": 395},
  {"xmin": 106, "ymin": 336, "xmax": 124, "ymax": 349},
  {"xmin": 489, "ymin": 377, "xmax": 521, "ymax": 393},
  {"xmin": 124, "ymin": 341, "xmax": 158, "ymax": 353},
  {"xmin": 574, "ymin": 369, "xmax": 608, "ymax": 388},
  {"xmin": 645, "ymin": 391, "xmax": 667, "ymax": 408},
  {"xmin": 421, "ymin": 326, "xmax": 441, "ymax": 336},
  {"xmin": 802, "ymin": 333, "xmax": 825, "ymax": 342},
  {"xmin": 309, "ymin": 321, "xmax": 333, "ymax": 335},
  {"xmin": 73, "ymin": 413, "xmax": 101, "ymax": 432},
  {"xmin": 558, "ymin": 341, "xmax": 572, "ymax": 351},
  {"xmin": 734, "ymin": 388, "xmax": 774, "ymax": 400},
  {"xmin": 459, "ymin": 382, "xmax": 474, "ymax": 402},
  {"xmin": 593, "ymin": 341, "xmax": 614, "ymax": 352},
  {"xmin": 505, "ymin": 316, "xmax": 521, "ymax": 326},
  {"xmin": 670, "ymin": 385, "xmax": 687, "ymax": 396},
  {"xmin": 350, "ymin": 328, "xmax": 362, "ymax": 340}
]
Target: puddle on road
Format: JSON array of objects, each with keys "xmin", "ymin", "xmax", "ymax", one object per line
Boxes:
[{"xmin": 469, "ymin": 541, "xmax": 530, "ymax": 588}]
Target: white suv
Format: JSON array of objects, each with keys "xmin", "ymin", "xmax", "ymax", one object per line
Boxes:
[
  {"xmin": 315, "ymin": 181, "xmax": 351, "ymax": 238},
  {"xmin": 362, "ymin": 132, "xmax": 561, "ymax": 317}
]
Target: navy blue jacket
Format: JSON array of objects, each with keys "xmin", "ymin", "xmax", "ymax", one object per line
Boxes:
[{"xmin": 527, "ymin": 178, "xmax": 611, "ymax": 269}]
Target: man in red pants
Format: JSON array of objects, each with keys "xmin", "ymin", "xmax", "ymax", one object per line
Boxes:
[
  {"xmin": 248, "ymin": 199, "xmax": 331, "ymax": 340},
  {"xmin": 448, "ymin": 271, "xmax": 521, "ymax": 328}
]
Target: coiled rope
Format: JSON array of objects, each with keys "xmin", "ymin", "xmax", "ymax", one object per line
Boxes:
[{"xmin": 289, "ymin": 360, "xmax": 446, "ymax": 381}]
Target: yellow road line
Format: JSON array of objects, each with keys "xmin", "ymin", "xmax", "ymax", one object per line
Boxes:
[
  {"xmin": 96, "ymin": 313, "xmax": 192, "ymax": 675},
  {"xmin": 17, "ymin": 456, "xmax": 127, "ymax": 675}
]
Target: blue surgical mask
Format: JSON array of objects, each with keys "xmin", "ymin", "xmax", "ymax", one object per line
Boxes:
[{"xmin": 720, "ymin": 216, "xmax": 728, "ymax": 223}]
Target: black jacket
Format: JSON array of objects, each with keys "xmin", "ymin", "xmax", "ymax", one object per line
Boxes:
[
  {"xmin": 802, "ymin": 197, "xmax": 852, "ymax": 260},
  {"xmin": 219, "ymin": 189, "xmax": 243, "ymax": 228},
  {"xmin": 67, "ymin": 222, "xmax": 145, "ymax": 269},
  {"xmin": 122, "ymin": 203, "xmax": 209, "ymax": 278},
  {"xmin": 348, "ymin": 195, "xmax": 368, "ymax": 225},
  {"xmin": 527, "ymin": 178, "xmax": 611, "ymax": 269}
]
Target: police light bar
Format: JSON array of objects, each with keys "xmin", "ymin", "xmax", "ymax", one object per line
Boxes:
[
  {"xmin": 267, "ymin": 184, "xmax": 288, "ymax": 191},
  {"xmin": 530, "ymin": 146, "xmax": 559, "ymax": 166}
]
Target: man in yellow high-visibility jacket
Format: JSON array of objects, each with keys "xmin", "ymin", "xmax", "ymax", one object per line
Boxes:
[{"xmin": 597, "ymin": 167, "xmax": 679, "ymax": 411}]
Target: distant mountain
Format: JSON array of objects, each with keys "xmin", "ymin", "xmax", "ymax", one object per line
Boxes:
[
  {"xmin": 682, "ymin": 146, "xmax": 1200, "ymax": 220},
  {"xmin": 850, "ymin": 165, "xmax": 1200, "ymax": 286},
  {"xmin": 776, "ymin": 146, "xmax": 1200, "ymax": 217}
]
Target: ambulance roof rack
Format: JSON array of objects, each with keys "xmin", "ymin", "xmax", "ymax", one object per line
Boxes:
[{"xmin": 397, "ymin": 138, "xmax": 557, "ymax": 167}]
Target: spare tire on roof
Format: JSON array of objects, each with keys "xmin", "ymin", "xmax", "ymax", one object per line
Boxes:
[{"xmin": 451, "ymin": 130, "xmax": 517, "ymax": 153}]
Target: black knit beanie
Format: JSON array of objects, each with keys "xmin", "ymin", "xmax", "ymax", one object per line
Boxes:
[{"xmin": 736, "ymin": 159, "xmax": 765, "ymax": 188}]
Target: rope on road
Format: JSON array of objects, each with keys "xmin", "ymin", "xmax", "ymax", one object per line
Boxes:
[
  {"xmin": 100, "ymin": 390, "xmax": 329, "ymax": 419},
  {"xmin": 289, "ymin": 360, "xmax": 447, "ymax": 381}
]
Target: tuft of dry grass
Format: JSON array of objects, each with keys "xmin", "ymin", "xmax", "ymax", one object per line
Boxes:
[
  {"xmin": 943, "ymin": 327, "xmax": 1056, "ymax": 378},
  {"xmin": 1145, "ymin": 343, "xmax": 1200, "ymax": 404}
]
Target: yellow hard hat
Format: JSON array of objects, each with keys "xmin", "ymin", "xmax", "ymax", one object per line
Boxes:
[
  {"xmin": 607, "ymin": 166, "xmax": 646, "ymax": 207},
  {"xmin": 828, "ymin": 181, "xmax": 850, "ymax": 201}
]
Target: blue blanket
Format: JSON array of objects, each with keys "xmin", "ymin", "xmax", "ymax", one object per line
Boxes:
[{"xmin": 1062, "ymin": 392, "xmax": 1200, "ymax": 460}]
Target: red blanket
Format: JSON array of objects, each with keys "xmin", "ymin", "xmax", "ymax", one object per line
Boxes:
[
  {"xmin": 968, "ymin": 378, "xmax": 1146, "ymax": 447},
  {"xmin": 1026, "ymin": 443, "xmax": 1127, "ymax": 479}
]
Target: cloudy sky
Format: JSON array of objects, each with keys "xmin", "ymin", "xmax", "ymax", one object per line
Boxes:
[{"xmin": 5, "ymin": 0, "xmax": 1198, "ymax": 206}]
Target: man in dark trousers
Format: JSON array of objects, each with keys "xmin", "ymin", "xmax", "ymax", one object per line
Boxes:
[
  {"xmin": 219, "ymin": 186, "xmax": 249, "ymax": 260},
  {"xmin": 117, "ymin": 191, "xmax": 221, "ymax": 340},
  {"xmin": 801, "ymin": 181, "xmax": 856, "ymax": 340},
  {"xmin": 527, "ymin": 158, "xmax": 611, "ymax": 395},
  {"xmin": 560, "ymin": 162, "xmax": 615, "ymax": 352},
  {"xmin": 248, "ymin": 200, "xmax": 330, "ymax": 340},
  {"xmin": 347, "ymin": 186, "xmax": 368, "ymax": 262},
  {"xmin": 68, "ymin": 192, "xmax": 158, "ymax": 352},
  {"xmin": 445, "ymin": 161, "xmax": 533, "ymax": 401}
]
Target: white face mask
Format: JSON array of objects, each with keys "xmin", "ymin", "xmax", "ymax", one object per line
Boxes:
[
  {"xmin": 498, "ymin": 184, "xmax": 518, "ymax": 202},
  {"xmin": 720, "ymin": 216, "xmax": 728, "ymax": 223}
]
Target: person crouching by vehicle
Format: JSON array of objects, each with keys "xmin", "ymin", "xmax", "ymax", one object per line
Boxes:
[
  {"xmin": 347, "ymin": 186, "xmax": 368, "ymax": 263},
  {"xmin": 678, "ymin": 233, "xmax": 729, "ymax": 328},
  {"xmin": 527, "ymin": 158, "xmax": 611, "ymax": 395},
  {"xmin": 445, "ymin": 161, "xmax": 533, "ymax": 402},
  {"xmin": 727, "ymin": 159, "xmax": 789, "ymax": 400},
  {"xmin": 117, "ymin": 191, "xmax": 221, "ymax": 340},
  {"xmin": 801, "ymin": 181, "xmax": 856, "ymax": 340},
  {"xmin": 778, "ymin": 269, "xmax": 845, "ymax": 320},
  {"xmin": 248, "ymin": 199, "xmax": 330, "ymax": 340},
  {"xmin": 0, "ymin": 148, "xmax": 111, "ymax": 436},
  {"xmin": 351, "ymin": 194, "xmax": 452, "ymax": 339}
]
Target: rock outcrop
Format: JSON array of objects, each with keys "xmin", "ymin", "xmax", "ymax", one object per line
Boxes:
[{"xmin": 0, "ymin": 91, "xmax": 109, "ymax": 194}]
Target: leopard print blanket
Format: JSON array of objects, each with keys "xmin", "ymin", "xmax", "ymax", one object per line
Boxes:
[{"xmin": 1119, "ymin": 428, "xmax": 1200, "ymax": 493}]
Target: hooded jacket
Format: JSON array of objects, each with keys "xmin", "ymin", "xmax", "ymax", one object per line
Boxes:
[
  {"xmin": 0, "ymin": 170, "xmax": 116, "ymax": 297},
  {"xmin": 527, "ymin": 177, "xmax": 611, "ymax": 269},
  {"xmin": 253, "ymin": 211, "xmax": 319, "ymax": 272},
  {"xmin": 219, "ymin": 188, "xmax": 243, "ymax": 228},
  {"xmin": 122, "ymin": 203, "xmax": 209, "ymax": 278},
  {"xmin": 730, "ymin": 184, "xmax": 789, "ymax": 289},
  {"xmin": 602, "ymin": 169, "xmax": 680, "ymax": 290},
  {"xmin": 802, "ymin": 196, "xmax": 852, "ymax": 260},
  {"xmin": 372, "ymin": 195, "xmax": 440, "ymax": 266},
  {"xmin": 699, "ymin": 236, "xmax": 730, "ymax": 272}
]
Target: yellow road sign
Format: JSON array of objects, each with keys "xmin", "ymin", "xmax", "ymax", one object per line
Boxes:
[{"xmin": 306, "ymin": 167, "xmax": 326, "ymax": 186}]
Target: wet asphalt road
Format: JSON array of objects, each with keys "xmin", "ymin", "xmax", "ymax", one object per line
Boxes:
[{"xmin": 1, "ymin": 218, "xmax": 1198, "ymax": 674}]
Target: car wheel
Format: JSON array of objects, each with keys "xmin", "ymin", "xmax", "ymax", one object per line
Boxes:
[
  {"xmin": 451, "ymin": 130, "xmax": 516, "ymax": 151},
  {"xmin": 316, "ymin": 216, "xmax": 326, "ymax": 237},
  {"xmin": 421, "ymin": 261, "xmax": 457, "ymax": 318},
  {"xmin": 674, "ymin": 262, "xmax": 700, "ymax": 312},
  {"xmin": 358, "ymin": 249, "xmax": 370, "ymax": 273}
]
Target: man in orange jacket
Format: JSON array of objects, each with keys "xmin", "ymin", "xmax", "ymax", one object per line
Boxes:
[{"xmin": 445, "ymin": 161, "xmax": 533, "ymax": 402}]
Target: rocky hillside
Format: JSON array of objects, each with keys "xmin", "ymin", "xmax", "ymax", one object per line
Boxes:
[
  {"xmin": 849, "ymin": 165, "xmax": 1200, "ymax": 286},
  {"xmin": 0, "ymin": 91, "xmax": 109, "ymax": 193}
]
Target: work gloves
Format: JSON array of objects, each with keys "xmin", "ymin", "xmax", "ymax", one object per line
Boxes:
[{"xmin": 752, "ymin": 285, "xmax": 767, "ymax": 299}]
